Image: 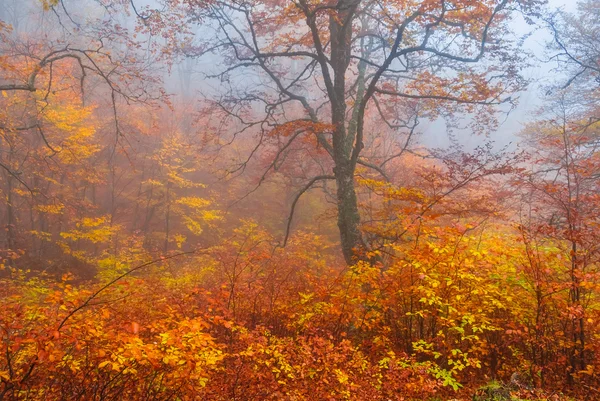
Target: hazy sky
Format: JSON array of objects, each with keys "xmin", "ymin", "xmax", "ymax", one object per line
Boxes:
[
  {"xmin": 167, "ymin": 0, "xmax": 581, "ymax": 152},
  {"xmin": 421, "ymin": 0, "xmax": 579, "ymax": 150},
  {"xmin": 129, "ymin": 0, "xmax": 580, "ymax": 152},
  {"xmin": 1, "ymin": 0, "xmax": 580, "ymax": 153}
]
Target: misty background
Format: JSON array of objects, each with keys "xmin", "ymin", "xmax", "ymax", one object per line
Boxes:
[{"xmin": 0, "ymin": 0, "xmax": 577, "ymax": 151}]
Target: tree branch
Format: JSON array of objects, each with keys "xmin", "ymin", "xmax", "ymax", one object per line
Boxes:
[{"xmin": 283, "ymin": 175, "xmax": 335, "ymax": 246}]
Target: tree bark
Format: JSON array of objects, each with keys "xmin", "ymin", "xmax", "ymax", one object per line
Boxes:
[
  {"xmin": 329, "ymin": 0, "xmax": 364, "ymax": 264},
  {"xmin": 334, "ymin": 160, "xmax": 363, "ymax": 264}
]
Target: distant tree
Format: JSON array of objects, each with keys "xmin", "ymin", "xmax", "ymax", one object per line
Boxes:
[
  {"xmin": 0, "ymin": 0, "xmax": 163, "ymax": 260},
  {"xmin": 547, "ymin": 0, "xmax": 600, "ymax": 99},
  {"xmin": 520, "ymin": 94, "xmax": 600, "ymax": 385}
]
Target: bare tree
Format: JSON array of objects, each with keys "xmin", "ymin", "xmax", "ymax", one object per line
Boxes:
[{"xmin": 125, "ymin": 0, "xmax": 539, "ymax": 263}]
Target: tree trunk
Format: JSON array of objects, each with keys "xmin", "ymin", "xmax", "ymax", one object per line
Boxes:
[
  {"xmin": 335, "ymin": 160, "xmax": 363, "ymax": 264},
  {"xmin": 329, "ymin": 1, "xmax": 363, "ymax": 264}
]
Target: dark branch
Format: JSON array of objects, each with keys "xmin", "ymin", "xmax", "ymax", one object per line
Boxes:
[{"xmin": 283, "ymin": 175, "xmax": 335, "ymax": 246}]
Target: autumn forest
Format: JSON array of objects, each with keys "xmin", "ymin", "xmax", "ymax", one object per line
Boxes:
[{"xmin": 1, "ymin": 0, "xmax": 599, "ymax": 399}]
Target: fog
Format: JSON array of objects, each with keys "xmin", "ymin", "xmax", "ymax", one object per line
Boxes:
[
  {"xmin": 2, "ymin": 1, "xmax": 600, "ymax": 397},
  {"xmin": 0, "ymin": 0, "xmax": 591, "ymax": 260},
  {"xmin": 0, "ymin": 0, "xmax": 576, "ymax": 151}
]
